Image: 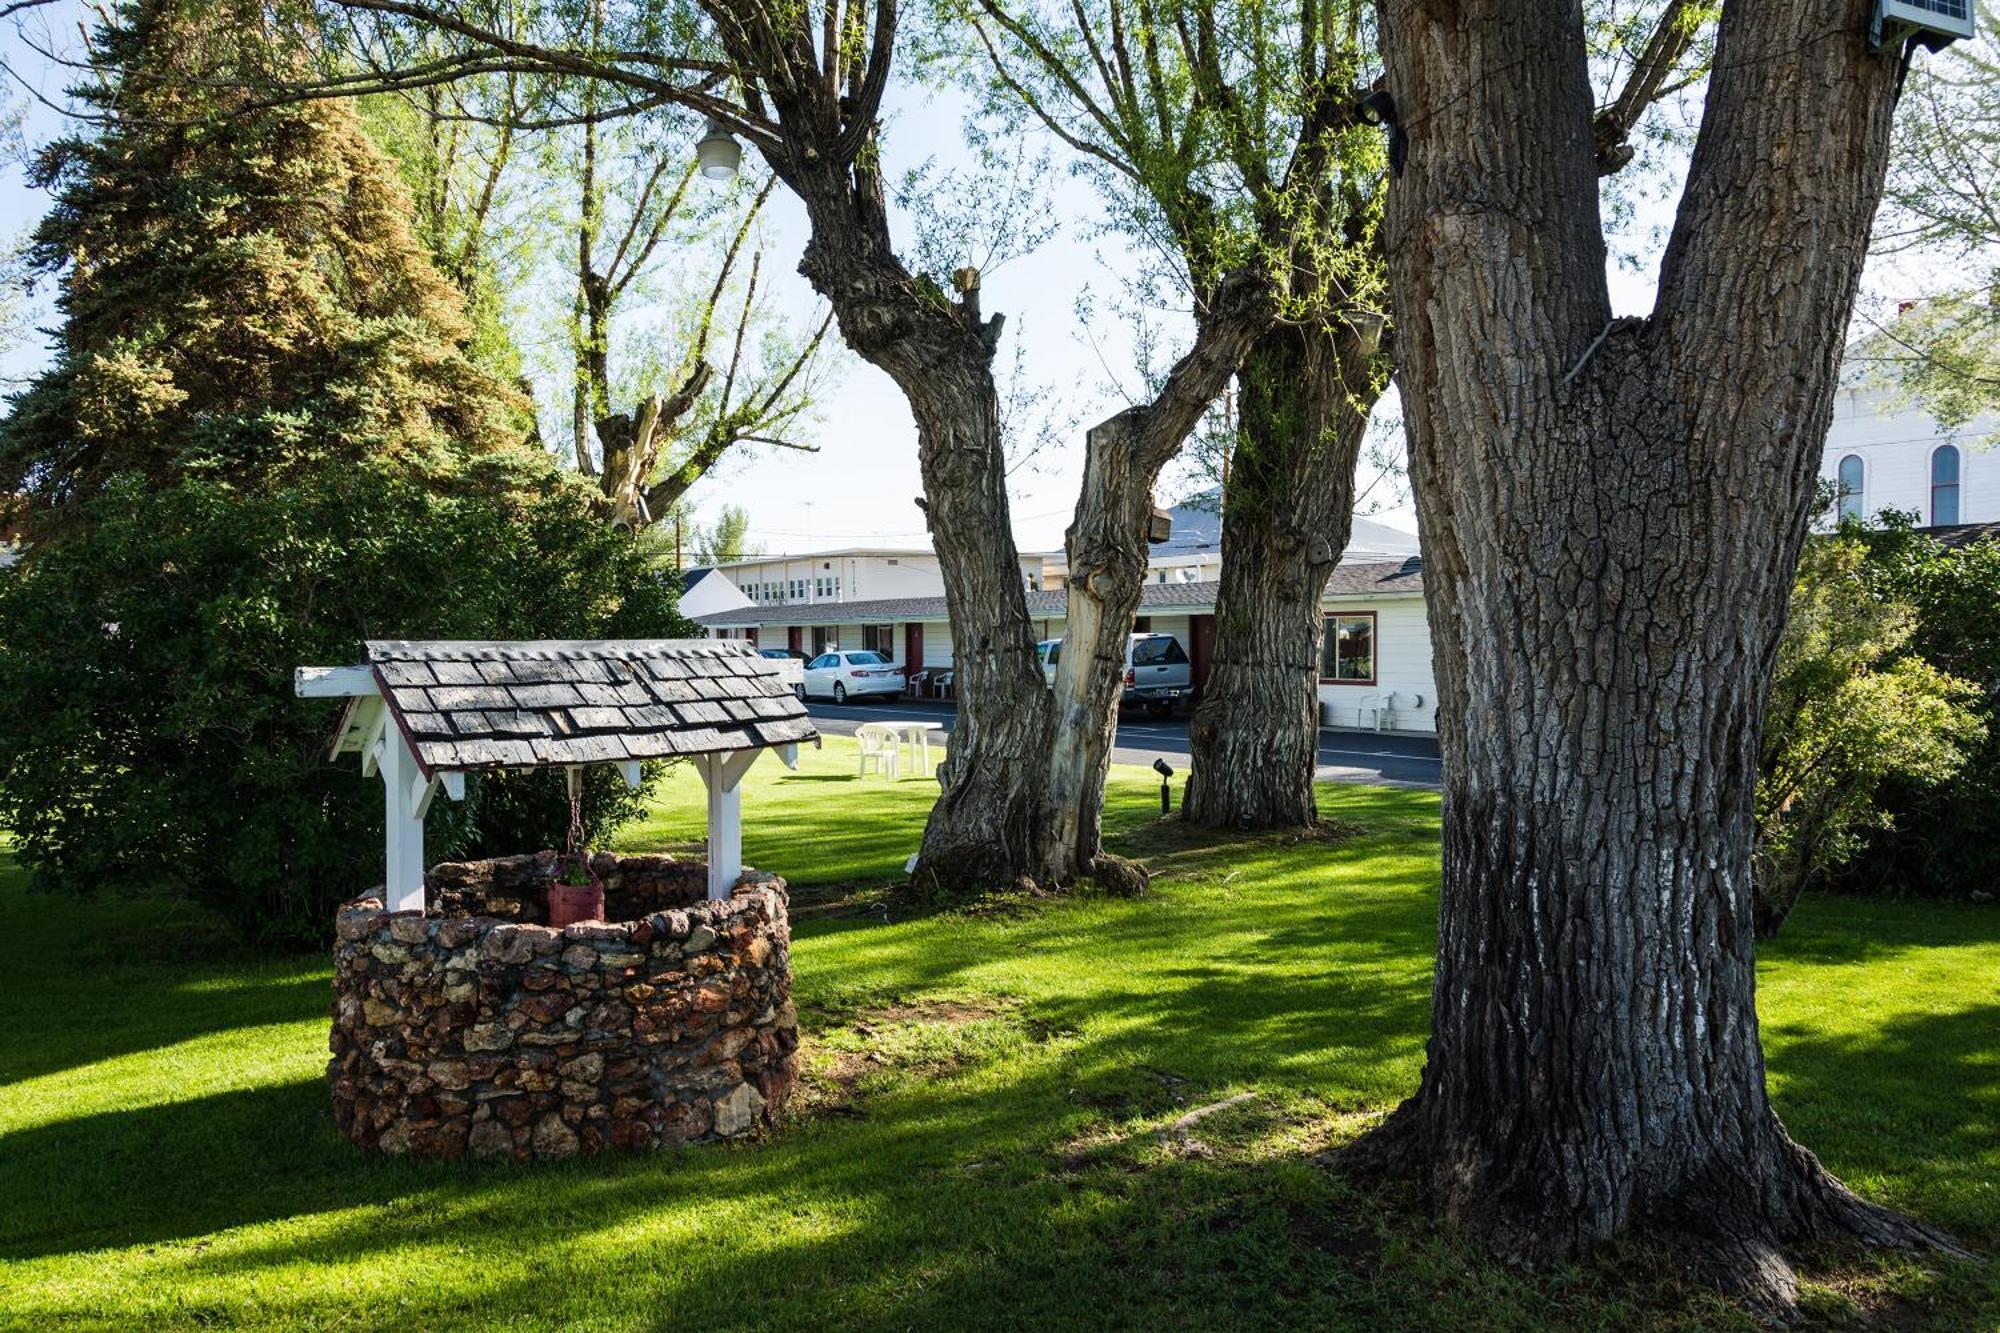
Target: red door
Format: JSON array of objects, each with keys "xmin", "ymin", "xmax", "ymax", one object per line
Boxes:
[
  {"xmin": 1190, "ymin": 614, "xmax": 1216, "ymax": 702},
  {"xmin": 904, "ymin": 622, "xmax": 925, "ymax": 686},
  {"xmin": 787, "ymin": 625, "xmax": 803, "ymax": 655}
]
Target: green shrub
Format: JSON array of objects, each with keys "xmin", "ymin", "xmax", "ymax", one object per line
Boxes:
[
  {"xmin": 0, "ymin": 456, "xmax": 689, "ymax": 944},
  {"xmin": 1835, "ymin": 516, "xmax": 2000, "ymax": 898},
  {"xmin": 1755, "ymin": 528, "xmax": 1986, "ymax": 934}
]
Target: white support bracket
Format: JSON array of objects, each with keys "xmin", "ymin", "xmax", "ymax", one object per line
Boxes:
[
  {"xmin": 775, "ymin": 743, "xmax": 799, "ymax": 771},
  {"xmin": 617, "ymin": 759, "xmax": 643, "ymax": 790},
  {"xmin": 358, "ymin": 703, "xmax": 389, "ymax": 778},
  {"xmin": 411, "ymin": 769, "xmax": 466, "ymax": 820}
]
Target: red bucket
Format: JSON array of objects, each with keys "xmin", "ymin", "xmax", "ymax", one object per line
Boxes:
[{"xmin": 548, "ymin": 881, "xmax": 605, "ymax": 928}]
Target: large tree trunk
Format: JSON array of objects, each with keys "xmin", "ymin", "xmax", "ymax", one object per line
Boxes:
[
  {"xmin": 783, "ymin": 158, "xmax": 1056, "ymax": 891},
  {"xmin": 1040, "ymin": 272, "xmax": 1271, "ymax": 885},
  {"xmin": 1345, "ymin": 0, "xmax": 1959, "ymax": 1309},
  {"xmin": 1184, "ymin": 316, "xmax": 1379, "ymax": 829}
]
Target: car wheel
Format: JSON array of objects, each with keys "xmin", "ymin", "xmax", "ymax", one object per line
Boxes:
[
  {"xmin": 794, "ymin": 683, "xmax": 805, "ymax": 700},
  {"xmin": 834, "ymin": 682, "xmax": 847, "ymax": 704}
]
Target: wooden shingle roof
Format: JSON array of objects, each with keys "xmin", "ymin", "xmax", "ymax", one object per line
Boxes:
[{"xmin": 345, "ymin": 639, "xmax": 816, "ymax": 774}]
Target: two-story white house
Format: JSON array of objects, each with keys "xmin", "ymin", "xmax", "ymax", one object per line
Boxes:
[
  {"xmin": 712, "ymin": 547, "xmax": 1039, "ymax": 607},
  {"xmin": 1819, "ymin": 374, "xmax": 2000, "ymax": 528}
]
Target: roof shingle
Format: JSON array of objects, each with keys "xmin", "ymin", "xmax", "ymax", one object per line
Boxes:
[{"xmin": 362, "ymin": 639, "xmax": 816, "ymax": 774}]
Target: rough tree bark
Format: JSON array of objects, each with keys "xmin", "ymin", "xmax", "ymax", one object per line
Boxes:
[
  {"xmin": 772, "ymin": 152, "xmax": 1053, "ymax": 890},
  {"xmin": 1040, "ymin": 271, "xmax": 1272, "ymax": 885},
  {"xmin": 1184, "ymin": 313, "xmax": 1380, "ymax": 829},
  {"xmin": 1342, "ymin": 0, "xmax": 1963, "ymax": 1309}
]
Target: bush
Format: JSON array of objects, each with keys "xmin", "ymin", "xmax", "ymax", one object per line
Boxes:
[
  {"xmin": 1834, "ymin": 517, "xmax": 2000, "ymax": 898},
  {"xmin": 0, "ymin": 455, "xmax": 690, "ymax": 944},
  {"xmin": 1755, "ymin": 529, "xmax": 1985, "ymax": 934}
]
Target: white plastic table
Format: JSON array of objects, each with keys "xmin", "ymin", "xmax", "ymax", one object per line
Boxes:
[{"xmin": 890, "ymin": 721, "xmax": 945, "ymax": 776}]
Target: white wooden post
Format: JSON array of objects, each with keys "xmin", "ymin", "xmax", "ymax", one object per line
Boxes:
[
  {"xmin": 700, "ymin": 749, "xmax": 764, "ymax": 899},
  {"xmin": 377, "ymin": 729, "xmax": 427, "ymax": 912}
]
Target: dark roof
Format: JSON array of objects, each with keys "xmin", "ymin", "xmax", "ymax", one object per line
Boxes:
[
  {"xmin": 1925, "ymin": 522, "xmax": 2000, "ymax": 551},
  {"xmin": 357, "ymin": 639, "xmax": 815, "ymax": 774},
  {"xmin": 695, "ymin": 557, "xmax": 1424, "ymax": 628}
]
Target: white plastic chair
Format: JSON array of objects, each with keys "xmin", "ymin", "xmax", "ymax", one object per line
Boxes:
[
  {"xmin": 1355, "ymin": 693, "xmax": 1387, "ymax": 732},
  {"xmin": 854, "ymin": 723, "xmax": 900, "ymax": 779}
]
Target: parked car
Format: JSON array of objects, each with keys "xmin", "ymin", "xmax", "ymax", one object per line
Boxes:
[
  {"xmin": 1037, "ymin": 633, "xmax": 1193, "ymax": 716},
  {"xmin": 802, "ymin": 650, "xmax": 906, "ymax": 703},
  {"xmin": 756, "ymin": 647, "xmax": 807, "ymax": 695}
]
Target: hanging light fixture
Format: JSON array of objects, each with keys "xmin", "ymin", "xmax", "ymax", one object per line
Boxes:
[{"xmin": 696, "ymin": 117, "xmax": 742, "ymax": 181}]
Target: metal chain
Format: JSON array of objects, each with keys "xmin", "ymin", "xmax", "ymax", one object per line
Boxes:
[{"xmin": 565, "ymin": 781, "xmax": 585, "ymax": 861}]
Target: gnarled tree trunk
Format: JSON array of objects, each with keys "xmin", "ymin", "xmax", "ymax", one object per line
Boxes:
[
  {"xmin": 780, "ymin": 156, "xmax": 1055, "ymax": 891},
  {"xmin": 1184, "ymin": 315, "xmax": 1379, "ymax": 829},
  {"xmin": 1345, "ymin": 0, "xmax": 1959, "ymax": 1309},
  {"xmin": 1039, "ymin": 272, "xmax": 1272, "ymax": 886}
]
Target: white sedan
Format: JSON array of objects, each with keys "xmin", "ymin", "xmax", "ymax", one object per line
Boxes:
[{"xmin": 802, "ymin": 650, "xmax": 906, "ymax": 703}]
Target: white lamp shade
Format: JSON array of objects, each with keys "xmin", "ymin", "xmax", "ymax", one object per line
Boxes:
[{"xmin": 696, "ymin": 119, "xmax": 742, "ymax": 181}]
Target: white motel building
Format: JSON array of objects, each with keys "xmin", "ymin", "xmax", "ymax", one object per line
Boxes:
[{"xmin": 690, "ymin": 368, "xmax": 1999, "ymax": 735}]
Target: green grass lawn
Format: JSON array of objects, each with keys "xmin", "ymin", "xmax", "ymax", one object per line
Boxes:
[{"xmin": 1, "ymin": 738, "xmax": 1994, "ymax": 1330}]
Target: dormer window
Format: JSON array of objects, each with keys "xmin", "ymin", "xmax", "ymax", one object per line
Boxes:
[
  {"xmin": 1931, "ymin": 445, "xmax": 1961, "ymax": 526},
  {"xmin": 1836, "ymin": 454, "xmax": 1865, "ymax": 521}
]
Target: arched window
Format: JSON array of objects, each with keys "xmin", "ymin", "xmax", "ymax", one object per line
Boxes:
[
  {"xmin": 1931, "ymin": 445, "xmax": 1961, "ymax": 527},
  {"xmin": 1836, "ymin": 454, "xmax": 1865, "ymax": 521}
]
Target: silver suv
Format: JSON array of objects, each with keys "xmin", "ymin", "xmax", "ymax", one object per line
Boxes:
[{"xmin": 1037, "ymin": 632, "xmax": 1193, "ymax": 716}]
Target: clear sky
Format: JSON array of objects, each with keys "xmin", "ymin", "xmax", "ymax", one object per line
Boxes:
[{"xmin": 0, "ymin": 5, "xmax": 1957, "ymax": 560}]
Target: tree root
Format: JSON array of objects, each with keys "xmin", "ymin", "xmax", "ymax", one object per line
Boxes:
[
  {"xmin": 1085, "ymin": 853, "xmax": 1149, "ymax": 897},
  {"xmin": 1321, "ymin": 1098, "xmax": 1973, "ymax": 1323}
]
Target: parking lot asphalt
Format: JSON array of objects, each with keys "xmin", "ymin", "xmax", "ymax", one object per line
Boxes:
[{"xmin": 801, "ymin": 698, "xmax": 1443, "ymax": 789}]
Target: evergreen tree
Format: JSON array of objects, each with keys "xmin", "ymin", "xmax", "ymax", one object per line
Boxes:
[
  {"xmin": 1, "ymin": 0, "xmax": 521, "ymax": 509},
  {"xmin": 0, "ymin": 1, "xmax": 688, "ymax": 942}
]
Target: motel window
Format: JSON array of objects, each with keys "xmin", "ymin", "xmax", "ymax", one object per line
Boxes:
[
  {"xmin": 1836, "ymin": 454, "xmax": 1864, "ymax": 521},
  {"xmin": 1321, "ymin": 613, "xmax": 1376, "ymax": 684},
  {"xmin": 862, "ymin": 624, "xmax": 895, "ymax": 656},
  {"xmin": 812, "ymin": 627, "xmax": 836, "ymax": 656},
  {"xmin": 1932, "ymin": 445, "xmax": 1961, "ymax": 527}
]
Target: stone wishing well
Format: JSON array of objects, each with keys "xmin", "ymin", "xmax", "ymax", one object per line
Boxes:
[
  {"xmin": 298, "ymin": 641, "xmax": 818, "ymax": 1161},
  {"xmin": 331, "ymin": 854, "xmax": 796, "ymax": 1160}
]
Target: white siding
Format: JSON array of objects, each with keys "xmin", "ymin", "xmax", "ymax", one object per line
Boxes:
[
  {"xmin": 1817, "ymin": 387, "xmax": 2000, "ymax": 526},
  {"xmin": 1316, "ymin": 598, "xmax": 1437, "ymax": 733},
  {"xmin": 847, "ymin": 557, "xmax": 946, "ymax": 600}
]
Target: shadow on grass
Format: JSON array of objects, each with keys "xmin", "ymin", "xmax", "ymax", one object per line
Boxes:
[
  {"xmin": 0, "ymin": 1017, "xmax": 1452, "ymax": 1330},
  {"xmin": 5, "ymin": 775, "xmax": 1992, "ymax": 1330},
  {"xmin": 0, "ymin": 875, "xmax": 329, "ymax": 1086},
  {"xmin": 0, "ymin": 857, "xmax": 1435, "ymax": 1268},
  {"xmin": 1763, "ymin": 895, "xmax": 2000, "ymax": 968},
  {"xmin": 1766, "ymin": 1001, "xmax": 2000, "ymax": 1248}
]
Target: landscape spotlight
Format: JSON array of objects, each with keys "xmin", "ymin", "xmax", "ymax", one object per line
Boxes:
[
  {"xmin": 696, "ymin": 118, "xmax": 742, "ymax": 181},
  {"xmin": 1152, "ymin": 758, "xmax": 1174, "ymax": 815}
]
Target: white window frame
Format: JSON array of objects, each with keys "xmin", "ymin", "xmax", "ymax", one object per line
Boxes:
[
  {"xmin": 1835, "ymin": 453, "xmax": 1866, "ymax": 522},
  {"xmin": 1929, "ymin": 443, "xmax": 1963, "ymax": 527}
]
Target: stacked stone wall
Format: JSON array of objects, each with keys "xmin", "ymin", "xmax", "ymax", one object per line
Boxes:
[{"xmin": 328, "ymin": 855, "xmax": 795, "ymax": 1160}]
